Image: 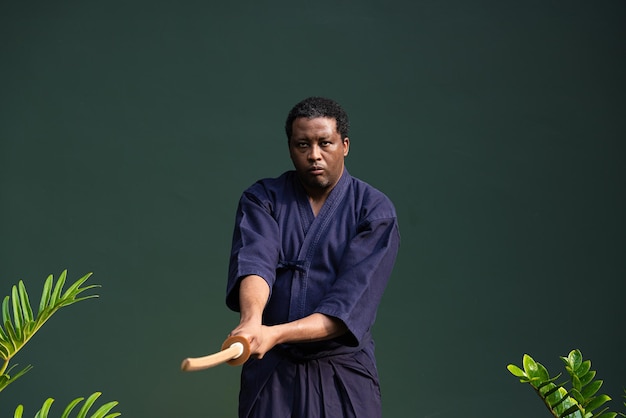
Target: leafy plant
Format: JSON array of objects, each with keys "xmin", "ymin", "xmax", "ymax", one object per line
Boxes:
[
  {"xmin": 508, "ymin": 349, "xmax": 624, "ymax": 418},
  {"xmin": 13, "ymin": 392, "xmax": 120, "ymax": 418},
  {"xmin": 1, "ymin": 270, "xmax": 121, "ymax": 417}
]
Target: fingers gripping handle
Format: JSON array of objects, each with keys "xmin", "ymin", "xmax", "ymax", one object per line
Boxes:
[{"xmin": 181, "ymin": 335, "xmax": 251, "ymax": 372}]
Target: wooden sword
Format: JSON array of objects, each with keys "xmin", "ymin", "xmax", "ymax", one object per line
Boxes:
[{"xmin": 181, "ymin": 335, "xmax": 251, "ymax": 372}]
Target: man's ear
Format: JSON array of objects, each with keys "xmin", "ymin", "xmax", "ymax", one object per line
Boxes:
[{"xmin": 343, "ymin": 137, "xmax": 350, "ymax": 157}]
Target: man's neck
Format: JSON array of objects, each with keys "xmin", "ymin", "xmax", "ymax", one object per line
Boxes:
[{"xmin": 307, "ymin": 194, "xmax": 328, "ymax": 217}]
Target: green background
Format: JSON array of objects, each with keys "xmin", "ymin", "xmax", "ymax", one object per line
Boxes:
[{"xmin": 1, "ymin": 1, "xmax": 624, "ymax": 417}]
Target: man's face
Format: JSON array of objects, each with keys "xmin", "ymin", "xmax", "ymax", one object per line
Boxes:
[{"xmin": 288, "ymin": 117, "xmax": 350, "ymax": 197}]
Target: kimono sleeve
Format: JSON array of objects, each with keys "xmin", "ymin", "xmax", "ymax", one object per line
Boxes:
[
  {"xmin": 314, "ymin": 212, "xmax": 400, "ymax": 346},
  {"xmin": 226, "ymin": 187, "xmax": 281, "ymax": 312}
]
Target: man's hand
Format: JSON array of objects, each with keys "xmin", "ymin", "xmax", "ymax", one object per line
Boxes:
[
  {"xmin": 229, "ymin": 321, "xmax": 278, "ymax": 359},
  {"xmin": 229, "ymin": 275, "xmax": 349, "ymax": 360}
]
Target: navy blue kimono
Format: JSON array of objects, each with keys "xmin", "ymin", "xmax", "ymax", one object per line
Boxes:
[{"xmin": 227, "ymin": 169, "xmax": 400, "ymax": 418}]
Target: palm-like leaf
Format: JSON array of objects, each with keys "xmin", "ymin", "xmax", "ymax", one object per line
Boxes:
[
  {"xmin": 13, "ymin": 392, "xmax": 121, "ymax": 418},
  {"xmin": 0, "ymin": 270, "xmax": 99, "ymax": 393}
]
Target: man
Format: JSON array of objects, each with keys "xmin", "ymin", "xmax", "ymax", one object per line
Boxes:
[{"xmin": 226, "ymin": 97, "xmax": 400, "ymax": 417}]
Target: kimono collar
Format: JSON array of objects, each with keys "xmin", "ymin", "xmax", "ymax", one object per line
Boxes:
[{"xmin": 293, "ymin": 168, "xmax": 352, "ymax": 221}]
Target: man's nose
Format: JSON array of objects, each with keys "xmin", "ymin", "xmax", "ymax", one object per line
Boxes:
[{"xmin": 308, "ymin": 144, "xmax": 322, "ymax": 160}]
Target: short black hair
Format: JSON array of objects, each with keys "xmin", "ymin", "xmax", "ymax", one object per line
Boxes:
[{"xmin": 285, "ymin": 97, "xmax": 350, "ymax": 140}]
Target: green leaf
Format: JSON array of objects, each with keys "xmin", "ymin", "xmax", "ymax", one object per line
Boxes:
[
  {"xmin": 49, "ymin": 270, "xmax": 67, "ymax": 307},
  {"xmin": 13, "ymin": 404, "xmax": 24, "ymax": 418},
  {"xmin": 577, "ymin": 360, "xmax": 591, "ymax": 378},
  {"xmin": 60, "ymin": 294, "xmax": 99, "ymax": 308},
  {"xmin": 569, "ymin": 350, "xmax": 583, "ymax": 372},
  {"xmin": 38, "ymin": 274, "xmax": 54, "ymax": 314},
  {"xmin": 18, "ymin": 281, "xmax": 34, "ymax": 323},
  {"xmin": 61, "ymin": 272, "xmax": 94, "ymax": 300},
  {"xmin": 77, "ymin": 392, "xmax": 102, "ymax": 418},
  {"xmin": 581, "ymin": 380, "xmax": 603, "ymax": 399},
  {"xmin": 523, "ymin": 354, "xmax": 550, "ymax": 387},
  {"xmin": 507, "ymin": 364, "xmax": 527, "ymax": 379},
  {"xmin": 5, "ymin": 320, "xmax": 19, "ymax": 345},
  {"xmin": 90, "ymin": 401, "xmax": 120, "ymax": 418},
  {"xmin": 2, "ymin": 296, "xmax": 10, "ymax": 330},
  {"xmin": 580, "ymin": 370, "xmax": 596, "ymax": 387},
  {"xmin": 571, "ymin": 388, "xmax": 585, "ymax": 404},
  {"xmin": 573, "ymin": 374, "xmax": 582, "ymax": 391},
  {"xmin": 537, "ymin": 362, "xmax": 551, "ymax": 380},
  {"xmin": 11, "ymin": 286, "xmax": 23, "ymax": 341},
  {"xmin": 586, "ymin": 394, "xmax": 612, "ymax": 412},
  {"xmin": 35, "ymin": 397, "xmax": 55, "ymax": 418},
  {"xmin": 60, "ymin": 397, "xmax": 84, "ymax": 418},
  {"xmin": 523, "ymin": 354, "xmax": 538, "ymax": 376}
]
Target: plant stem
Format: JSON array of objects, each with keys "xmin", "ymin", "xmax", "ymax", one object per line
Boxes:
[{"xmin": 535, "ymin": 387, "xmax": 559, "ymax": 418}]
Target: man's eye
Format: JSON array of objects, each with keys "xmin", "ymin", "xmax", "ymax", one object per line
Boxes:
[{"xmin": 297, "ymin": 142, "xmax": 309, "ymax": 148}]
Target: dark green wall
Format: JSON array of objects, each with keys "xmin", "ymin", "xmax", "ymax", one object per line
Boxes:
[{"xmin": 1, "ymin": 1, "xmax": 624, "ymax": 417}]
